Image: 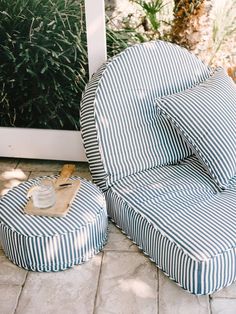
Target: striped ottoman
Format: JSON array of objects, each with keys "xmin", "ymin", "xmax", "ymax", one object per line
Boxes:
[{"xmin": 0, "ymin": 177, "xmax": 107, "ymax": 271}]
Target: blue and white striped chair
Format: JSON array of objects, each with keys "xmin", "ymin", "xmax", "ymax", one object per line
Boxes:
[{"xmin": 81, "ymin": 40, "xmax": 236, "ymax": 295}]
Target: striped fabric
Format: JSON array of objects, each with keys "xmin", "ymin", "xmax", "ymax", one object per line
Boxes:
[
  {"xmin": 81, "ymin": 63, "xmax": 109, "ymax": 190},
  {"xmin": 106, "ymin": 156, "xmax": 236, "ymax": 294},
  {"xmin": 81, "ymin": 40, "xmax": 212, "ymax": 190},
  {"xmin": 156, "ymin": 68, "xmax": 236, "ymax": 190},
  {"xmin": 0, "ymin": 177, "xmax": 107, "ymax": 271},
  {"xmin": 80, "ymin": 41, "xmax": 236, "ymax": 294}
]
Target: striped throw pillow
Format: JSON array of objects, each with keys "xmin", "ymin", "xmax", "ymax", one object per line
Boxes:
[{"xmin": 156, "ymin": 68, "xmax": 236, "ymax": 190}]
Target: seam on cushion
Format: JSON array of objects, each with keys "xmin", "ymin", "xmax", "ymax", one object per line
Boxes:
[
  {"xmin": 115, "ymin": 184, "xmax": 217, "ymax": 206},
  {"xmin": 0, "ymin": 208, "xmax": 107, "ymax": 238},
  {"xmin": 81, "ymin": 112, "xmax": 109, "ymax": 190},
  {"xmin": 138, "ymin": 188, "xmax": 216, "ymax": 207}
]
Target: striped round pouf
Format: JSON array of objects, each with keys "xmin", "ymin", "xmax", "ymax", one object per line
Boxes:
[{"xmin": 0, "ymin": 177, "xmax": 107, "ymax": 272}]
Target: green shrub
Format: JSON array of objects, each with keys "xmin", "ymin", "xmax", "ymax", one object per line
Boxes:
[
  {"xmin": 121, "ymin": 0, "xmax": 172, "ymax": 43},
  {"xmin": 0, "ymin": 0, "xmax": 88, "ymax": 130},
  {"xmin": 107, "ymin": 27, "xmax": 129, "ymax": 58},
  {"xmin": 0, "ymin": 0, "xmax": 130, "ymax": 130}
]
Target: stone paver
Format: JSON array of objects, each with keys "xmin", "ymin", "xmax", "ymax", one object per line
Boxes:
[
  {"xmin": 108, "ymin": 220, "xmax": 121, "ymax": 233},
  {"xmin": 28, "ymin": 171, "xmax": 58, "ymax": 179},
  {"xmin": 95, "ymin": 251, "xmax": 158, "ymax": 314},
  {"xmin": 213, "ymin": 282, "xmax": 236, "ymax": 299},
  {"xmin": 16, "ymin": 254, "xmax": 102, "ymax": 314},
  {"xmin": 74, "ymin": 162, "xmax": 90, "ymax": 172},
  {"xmin": 0, "ymin": 285, "xmax": 22, "ymax": 314},
  {"xmin": 0, "ymin": 168, "xmax": 29, "ymax": 196},
  {"xmin": 28, "ymin": 170, "xmax": 91, "ymax": 181},
  {"xmin": 74, "ymin": 171, "xmax": 92, "ymax": 181},
  {"xmin": 103, "ymin": 227, "xmax": 140, "ymax": 252},
  {"xmin": 158, "ymin": 271, "xmax": 210, "ymax": 314},
  {"xmin": 211, "ymin": 298, "xmax": 236, "ymax": 314},
  {"xmin": 0, "ymin": 255, "xmax": 27, "ymax": 286},
  {"xmin": 17, "ymin": 160, "xmax": 89, "ymax": 173},
  {"xmin": 0, "ymin": 158, "xmax": 19, "ymax": 171},
  {"xmin": 17, "ymin": 159, "xmax": 71, "ymax": 171}
]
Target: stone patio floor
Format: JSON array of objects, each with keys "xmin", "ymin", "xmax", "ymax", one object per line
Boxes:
[{"xmin": 0, "ymin": 158, "xmax": 236, "ymax": 314}]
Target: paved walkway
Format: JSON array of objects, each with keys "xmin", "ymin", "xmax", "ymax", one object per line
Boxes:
[{"xmin": 0, "ymin": 158, "xmax": 235, "ymax": 314}]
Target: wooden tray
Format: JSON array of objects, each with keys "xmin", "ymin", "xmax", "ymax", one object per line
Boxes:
[{"xmin": 24, "ymin": 180, "xmax": 81, "ymax": 217}]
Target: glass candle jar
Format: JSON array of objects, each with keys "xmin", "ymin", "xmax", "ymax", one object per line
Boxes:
[{"xmin": 32, "ymin": 180, "xmax": 56, "ymax": 209}]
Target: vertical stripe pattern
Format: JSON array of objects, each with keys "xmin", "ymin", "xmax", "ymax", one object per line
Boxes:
[
  {"xmin": 81, "ymin": 63, "xmax": 109, "ymax": 190},
  {"xmin": 81, "ymin": 40, "xmax": 211, "ymax": 190},
  {"xmin": 156, "ymin": 67, "xmax": 236, "ymax": 189},
  {"xmin": 79, "ymin": 40, "xmax": 236, "ymax": 295},
  {"xmin": 0, "ymin": 177, "xmax": 107, "ymax": 271},
  {"xmin": 106, "ymin": 157, "xmax": 236, "ymax": 295}
]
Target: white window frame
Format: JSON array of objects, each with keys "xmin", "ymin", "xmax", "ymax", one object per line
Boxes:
[{"xmin": 0, "ymin": 0, "xmax": 107, "ymax": 162}]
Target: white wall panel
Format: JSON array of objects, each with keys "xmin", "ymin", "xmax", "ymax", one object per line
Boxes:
[
  {"xmin": 0, "ymin": 128, "xmax": 86, "ymax": 161},
  {"xmin": 85, "ymin": 0, "xmax": 107, "ymax": 76}
]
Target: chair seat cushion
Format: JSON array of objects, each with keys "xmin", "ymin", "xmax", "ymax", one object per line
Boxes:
[{"xmin": 106, "ymin": 156, "xmax": 236, "ymax": 294}]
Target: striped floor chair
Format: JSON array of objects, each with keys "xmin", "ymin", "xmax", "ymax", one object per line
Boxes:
[{"xmin": 81, "ymin": 40, "xmax": 236, "ymax": 295}]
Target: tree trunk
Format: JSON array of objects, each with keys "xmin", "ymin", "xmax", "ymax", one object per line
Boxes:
[{"xmin": 171, "ymin": 0, "xmax": 214, "ymax": 64}]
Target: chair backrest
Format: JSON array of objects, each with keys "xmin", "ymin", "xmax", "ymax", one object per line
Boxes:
[{"xmin": 81, "ymin": 40, "xmax": 211, "ymax": 190}]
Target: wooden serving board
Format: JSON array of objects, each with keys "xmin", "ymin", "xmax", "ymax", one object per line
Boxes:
[{"xmin": 24, "ymin": 180, "xmax": 81, "ymax": 217}]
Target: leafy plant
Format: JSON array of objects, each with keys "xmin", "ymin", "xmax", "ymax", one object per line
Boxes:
[
  {"xmin": 106, "ymin": 26, "xmax": 129, "ymax": 58},
  {"xmin": 0, "ymin": 0, "xmax": 88, "ymax": 130},
  {"xmin": 121, "ymin": 0, "xmax": 171, "ymax": 42},
  {"xmin": 0, "ymin": 0, "xmax": 132, "ymax": 130},
  {"xmin": 210, "ymin": 0, "xmax": 236, "ymax": 66},
  {"xmin": 135, "ymin": 0, "xmax": 166, "ymax": 31}
]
